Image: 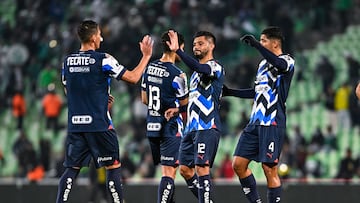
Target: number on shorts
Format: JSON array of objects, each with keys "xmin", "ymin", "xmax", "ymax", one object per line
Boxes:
[
  {"xmin": 198, "ymin": 143, "xmax": 205, "ymax": 153},
  {"xmin": 268, "ymin": 142, "xmax": 274, "ymax": 152}
]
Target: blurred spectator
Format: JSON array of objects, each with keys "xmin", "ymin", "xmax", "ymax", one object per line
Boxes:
[
  {"xmin": 348, "ymin": 86, "xmax": 360, "ymax": 128},
  {"xmin": 323, "ymin": 125, "xmax": 338, "ymax": 152},
  {"xmin": 120, "ymin": 151, "xmax": 136, "ymax": 181},
  {"xmin": 131, "ymin": 94, "xmax": 147, "ymax": 143},
  {"xmin": 37, "ymin": 64, "xmax": 58, "ymax": 96},
  {"xmin": 219, "ymin": 99, "xmax": 230, "ymax": 136},
  {"xmin": 335, "ymin": 148, "xmax": 357, "ymax": 181},
  {"xmin": 290, "ymin": 125, "xmax": 307, "ymax": 178},
  {"xmin": 345, "ymin": 53, "xmax": 360, "ymax": 86},
  {"xmin": 12, "ymin": 131, "xmax": 37, "ymax": 177},
  {"xmin": 39, "ymin": 138, "xmax": 51, "ymax": 172},
  {"xmin": 218, "ymin": 152, "xmax": 235, "ymax": 179},
  {"xmin": 305, "ymin": 149, "xmax": 322, "ymax": 178},
  {"xmin": 236, "ymin": 111, "xmax": 250, "ymax": 133},
  {"xmin": 323, "ymin": 86, "xmax": 337, "ymax": 130},
  {"xmin": 334, "ymin": 82, "xmax": 352, "ymax": 131},
  {"xmin": 335, "ymin": 0, "xmax": 352, "ymax": 32},
  {"xmin": 12, "ymin": 90, "xmax": 26, "ymax": 130},
  {"xmin": 137, "ymin": 151, "xmax": 156, "ymax": 178},
  {"xmin": 42, "ymin": 83, "xmax": 63, "ymax": 133},
  {"xmin": 0, "ymin": 148, "xmax": 5, "ymax": 168},
  {"xmin": 315, "ymin": 55, "xmax": 335, "ymax": 92},
  {"xmin": 309, "ymin": 126, "xmax": 325, "ymax": 152}
]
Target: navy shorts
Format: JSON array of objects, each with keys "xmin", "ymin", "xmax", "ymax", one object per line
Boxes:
[
  {"xmin": 148, "ymin": 136, "xmax": 181, "ymax": 167},
  {"xmin": 233, "ymin": 125, "xmax": 285, "ymax": 164},
  {"xmin": 147, "ymin": 116, "xmax": 182, "ymax": 166},
  {"xmin": 63, "ymin": 129, "xmax": 120, "ymax": 168},
  {"xmin": 179, "ymin": 128, "xmax": 220, "ymax": 168}
]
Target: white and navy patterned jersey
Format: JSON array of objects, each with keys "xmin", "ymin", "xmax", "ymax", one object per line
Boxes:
[
  {"xmin": 187, "ymin": 60, "xmax": 224, "ymax": 132},
  {"xmin": 141, "ymin": 59, "xmax": 188, "ymax": 137},
  {"xmin": 62, "ymin": 50, "xmax": 126, "ymax": 132},
  {"xmin": 249, "ymin": 54, "xmax": 295, "ymax": 127}
]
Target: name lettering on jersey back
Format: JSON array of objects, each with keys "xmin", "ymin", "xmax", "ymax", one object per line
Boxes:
[
  {"xmin": 72, "ymin": 115, "xmax": 93, "ymax": 124},
  {"xmin": 67, "ymin": 56, "xmax": 95, "ymax": 66},
  {"xmin": 147, "ymin": 66, "xmax": 169, "ymax": 77},
  {"xmin": 67, "ymin": 56, "xmax": 95, "ymax": 73},
  {"xmin": 148, "ymin": 76, "xmax": 163, "ymax": 84}
]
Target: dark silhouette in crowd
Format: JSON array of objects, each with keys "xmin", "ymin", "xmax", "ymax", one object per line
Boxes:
[
  {"xmin": 12, "ymin": 131, "xmax": 37, "ymax": 177},
  {"xmin": 290, "ymin": 125, "xmax": 307, "ymax": 178},
  {"xmin": 323, "ymin": 125, "xmax": 338, "ymax": 152},
  {"xmin": 335, "ymin": 148, "xmax": 357, "ymax": 181},
  {"xmin": 120, "ymin": 151, "xmax": 136, "ymax": 181},
  {"xmin": 315, "ymin": 55, "xmax": 336, "ymax": 92},
  {"xmin": 345, "ymin": 53, "xmax": 360, "ymax": 86}
]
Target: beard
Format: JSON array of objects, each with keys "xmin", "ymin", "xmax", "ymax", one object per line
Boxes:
[{"xmin": 194, "ymin": 50, "xmax": 207, "ymax": 60}]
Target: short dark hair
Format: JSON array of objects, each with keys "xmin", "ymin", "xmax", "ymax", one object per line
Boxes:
[
  {"xmin": 77, "ymin": 20, "xmax": 99, "ymax": 43},
  {"xmin": 194, "ymin": 31, "xmax": 216, "ymax": 45},
  {"xmin": 261, "ymin": 26, "xmax": 284, "ymax": 43},
  {"xmin": 161, "ymin": 30, "xmax": 184, "ymax": 53}
]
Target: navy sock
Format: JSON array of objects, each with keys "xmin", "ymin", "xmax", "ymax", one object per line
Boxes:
[
  {"xmin": 198, "ymin": 174, "xmax": 212, "ymax": 203},
  {"xmin": 56, "ymin": 168, "xmax": 80, "ymax": 203},
  {"xmin": 106, "ymin": 167, "xmax": 123, "ymax": 203},
  {"xmin": 158, "ymin": 176, "xmax": 175, "ymax": 203},
  {"xmin": 240, "ymin": 174, "xmax": 262, "ymax": 203},
  {"xmin": 185, "ymin": 174, "xmax": 199, "ymax": 199},
  {"xmin": 267, "ymin": 186, "xmax": 281, "ymax": 203}
]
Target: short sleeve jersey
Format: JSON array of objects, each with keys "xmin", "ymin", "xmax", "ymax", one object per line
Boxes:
[
  {"xmin": 249, "ymin": 54, "xmax": 295, "ymax": 127},
  {"xmin": 141, "ymin": 59, "xmax": 188, "ymax": 137},
  {"xmin": 62, "ymin": 50, "xmax": 126, "ymax": 132},
  {"xmin": 187, "ymin": 60, "xmax": 224, "ymax": 132}
]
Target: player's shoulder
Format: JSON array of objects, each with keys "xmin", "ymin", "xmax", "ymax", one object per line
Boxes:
[{"xmin": 279, "ymin": 53, "xmax": 295, "ymax": 63}]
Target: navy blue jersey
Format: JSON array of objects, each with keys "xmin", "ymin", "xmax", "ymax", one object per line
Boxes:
[
  {"xmin": 62, "ymin": 50, "xmax": 126, "ymax": 132},
  {"xmin": 187, "ymin": 60, "xmax": 224, "ymax": 132},
  {"xmin": 141, "ymin": 60, "xmax": 188, "ymax": 137},
  {"xmin": 249, "ymin": 54, "xmax": 295, "ymax": 127}
]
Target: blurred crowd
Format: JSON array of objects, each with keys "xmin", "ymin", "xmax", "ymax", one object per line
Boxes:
[{"xmin": 1, "ymin": 0, "xmax": 360, "ymax": 185}]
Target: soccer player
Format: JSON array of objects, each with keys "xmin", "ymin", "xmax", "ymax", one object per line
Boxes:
[
  {"xmin": 356, "ymin": 82, "xmax": 360, "ymax": 100},
  {"xmin": 223, "ymin": 26, "xmax": 295, "ymax": 203},
  {"xmin": 141, "ymin": 30, "xmax": 188, "ymax": 203},
  {"xmin": 167, "ymin": 30, "xmax": 224, "ymax": 203},
  {"xmin": 56, "ymin": 20, "xmax": 153, "ymax": 203}
]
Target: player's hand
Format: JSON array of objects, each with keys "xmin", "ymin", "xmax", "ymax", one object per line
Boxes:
[
  {"xmin": 240, "ymin": 34, "xmax": 257, "ymax": 46},
  {"xmin": 108, "ymin": 94, "xmax": 115, "ymax": 109},
  {"xmin": 166, "ymin": 30, "xmax": 180, "ymax": 52},
  {"xmin": 139, "ymin": 35, "xmax": 154, "ymax": 57},
  {"xmin": 164, "ymin": 107, "xmax": 179, "ymax": 121}
]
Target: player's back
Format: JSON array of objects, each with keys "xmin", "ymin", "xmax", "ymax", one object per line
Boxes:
[
  {"xmin": 62, "ymin": 50, "xmax": 110, "ymax": 132},
  {"xmin": 142, "ymin": 60, "xmax": 188, "ymax": 137}
]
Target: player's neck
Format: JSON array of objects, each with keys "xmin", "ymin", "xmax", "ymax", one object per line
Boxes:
[
  {"xmin": 199, "ymin": 54, "xmax": 213, "ymax": 64},
  {"xmin": 160, "ymin": 53, "xmax": 175, "ymax": 64},
  {"xmin": 80, "ymin": 43, "xmax": 96, "ymax": 52}
]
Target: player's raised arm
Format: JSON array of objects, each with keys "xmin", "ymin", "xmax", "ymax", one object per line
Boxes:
[
  {"xmin": 240, "ymin": 34, "xmax": 288, "ymax": 72},
  {"xmin": 121, "ymin": 35, "xmax": 154, "ymax": 84},
  {"xmin": 167, "ymin": 30, "xmax": 211, "ymax": 75}
]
